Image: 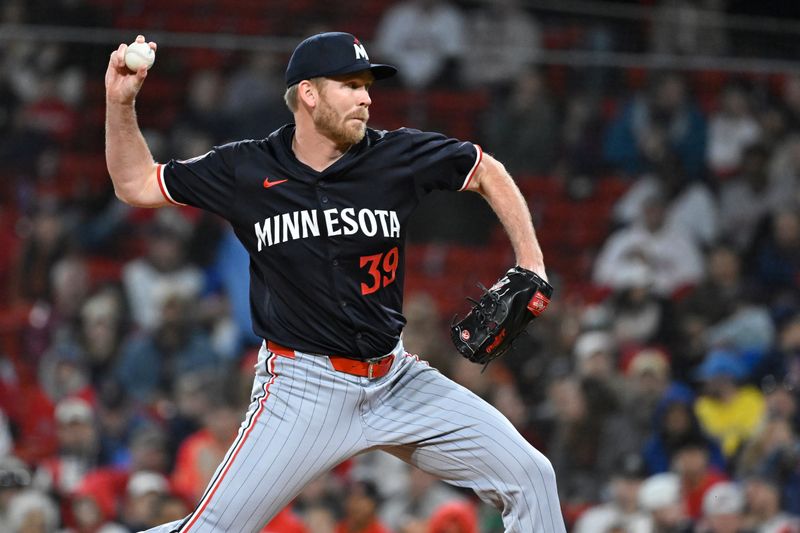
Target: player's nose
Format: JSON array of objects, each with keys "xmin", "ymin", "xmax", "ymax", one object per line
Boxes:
[{"xmin": 358, "ymin": 87, "xmax": 371, "ymax": 107}]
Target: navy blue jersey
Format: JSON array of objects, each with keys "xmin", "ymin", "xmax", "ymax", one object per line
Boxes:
[{"xmin": 158, "ymin": 125, "xmax": 482, "ymax": 359}]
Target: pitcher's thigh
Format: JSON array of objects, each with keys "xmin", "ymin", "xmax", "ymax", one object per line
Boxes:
[{"xmin": 375, "ymin": 365, "xmax": 565, "ymax": 533}]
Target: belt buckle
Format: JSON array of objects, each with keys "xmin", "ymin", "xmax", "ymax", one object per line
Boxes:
[{"xmin": 366, "ymin": 355, "xmax": 387, "ymax": 379}]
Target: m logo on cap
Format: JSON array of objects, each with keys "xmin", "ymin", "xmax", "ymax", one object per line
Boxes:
[{"xmin": 354, "ymin": 40, "xmax": 369, "ymax": 61}]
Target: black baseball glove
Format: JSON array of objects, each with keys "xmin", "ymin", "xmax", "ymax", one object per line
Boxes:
[{"xmin": 450, "ymin": 266, "xmax": 553, "ymax": 365}]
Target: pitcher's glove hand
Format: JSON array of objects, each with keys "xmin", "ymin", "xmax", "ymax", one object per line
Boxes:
[{"xmin": 450, "ymin": 267, "xmax": 553, "ymax": 365}]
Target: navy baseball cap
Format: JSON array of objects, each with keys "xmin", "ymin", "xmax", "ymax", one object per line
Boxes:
[{"xmin": 285, "ymin": 32, "xmax": 397, "ymax": 88}]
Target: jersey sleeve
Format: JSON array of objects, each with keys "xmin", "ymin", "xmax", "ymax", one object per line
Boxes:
[
  {"xmin": 157, "ymin": 143, "xmax": 238, "ymax": 218},
  {"xmin": 407, "ymin": 130, "xmax": 482, "ymax": 194}
]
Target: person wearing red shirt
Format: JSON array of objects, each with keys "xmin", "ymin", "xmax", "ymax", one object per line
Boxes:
[{"xmin": 673, "ymin": 440, "xmax": 727, "ymax": 519}]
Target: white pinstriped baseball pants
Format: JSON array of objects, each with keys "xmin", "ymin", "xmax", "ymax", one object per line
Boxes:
[{"xmin": 145, "ymin": 341, "xmax": 565, "ymax": 533}]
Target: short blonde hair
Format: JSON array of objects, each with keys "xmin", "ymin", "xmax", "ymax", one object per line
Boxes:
[{"xmin": 283, "ymin": 78, "xmax": 324, "ymax": 112}]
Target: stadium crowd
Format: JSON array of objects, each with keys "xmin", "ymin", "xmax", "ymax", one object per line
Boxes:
[{"xmin": 0, "ymin": 0, "xmax": 799, "ymax": 532}]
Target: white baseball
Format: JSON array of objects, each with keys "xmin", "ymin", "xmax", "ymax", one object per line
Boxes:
[{"xmin": 124, "ymin": 41, "xmax": 155, "ymax": 71}]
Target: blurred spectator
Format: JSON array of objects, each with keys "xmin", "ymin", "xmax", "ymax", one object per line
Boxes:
[
  {"xmin": 744, "ymin": 473, "xmax": 800, "ymax": 532},
  {"xmin": 33, "ymin": 398, "xmax": 100, "ymax": 524},
  {"xmin": 697, "ymin": 481, "xmax": 746, "ymax": 533},
  {"xmin": 77, "ymin": 288, "xmax": 126, "ymax": 387},
  {"xmin": 68, "ymin": 474, "xmax": 127, "ymax": 533},
  {"xmin": 120, "ymin": 470, "xmax": 171, "ymax": 531},
  {"xmin": 673, "ymin": 440, "xmax": 728, "ymax": 520},
  {"xmin": 572, "ymin": 330, "xmax": 627, "ymax": 403},
  {"xmin": 680, "ymin": 245, "xmax": 746, "ymax": 326},
  {"xmin": 171, "ymin": 394, "xmax": 242, "ymax": 505},
  {"xmin": 642, "ymin": 383, "xmax": 726, "ymax": 475},
  {"xmin": 482, "ymin": 67, "xmax": 559, "ymax": 175},
  {"xmin": 761, "ymin": 376, "xmax": 797, "ymax": 428},
  {"xmin": 558, "ymin": 93, "xmax": 606, "ymax": 178},
  {"xmin": 114, "ymin": 292, "xmax": 219, "ymax": 405},
  {"xmin": 598, "ymin": 263, "xmax": 679, "ymax": 351},
  {"xmin": 613, "ymin": 153, "xmax": 719, "ymax": 246},
  {"xmin": 737, "ymin": 418, "xmax": 796, "ymax": 479},
  {"xmin": 375, "ymin": 0, "xmax": 466, "ymax": 89},
  {"xmin": 462, "ymin": 0, "xmax": 541, "ymax": 89},
  {"xmin": 650, "ymin": 0, "xmax": 728, "ymax": 56},
  {"xmin": 6, "ymin": 489, "xmax": 60, "ymax": 533},
  {"xmin": 604, "ymin": 72, "xmax": 707, "ymax": 179},
  {"xmin": 37, "ymin": 343, "xmax": 92, "ymax": 405},
  {"xmin": 163, "ymin": 371, "xmax": 221, "ymax": 456},
  {"xmin": 705, "ymin": 300, "xmax": 775, "ymax": 357},
  {"xmin": 707, "ymin": 82, "xmax": 762, "ymax": 177},
  {"xmin": 573, "ymin": 453, "xmax": 650, "ymax": 533},
  {"xmin": 12, "ymin": 200, "xmax": 70, "ymax": 305},
  {"xmin": 94, "ymin": 380, "xmax": 149, "ymax": 468},
  {"xmin": 381, "ymin": 466, "xmax": 466, "ymax": 531},
  {"xmin": 719, "ymin": 143, "xmax": 783, "ymax": 252},
  {"xmin": 752, "ymin": 210, "xmax": 800, "ymax": 301},
  {"xmin": 127, "ymin": 426, "xmax": 170, "ymax": 475},
  {"xmin": 0, "ymin": 456, "xmax": 33, "ymax": 525},
  {"xmin": 0, "ymin": 357, "xmax": 58, "ymax": 464},
  {"xmin": 122, "ymin": 213, "xmax": 203, "ymax": 332},
  {"xmin": 621, "ymin": 348, "xmax": 672, "ymax": 448},
  {"xmin": 694, "ymin": 350, "xmax": 766, "ymax": 458},
  {"xmin": 152, "ymin": 494, "xmax": 190, "ymax": 527},
  {"xmin": 23, "ymin": 254, "xmax": 90, "ymax": 364},
  {"xmin": 637, "ymin": 472, "xmax": 690, "ymax": 532},
  {"xmin": 335, "ymin": 480, "xmax": 391, "ymax": 533},
  {"xmin": 594, "ymin": 193, "xmax": 704, "ymax": 297},
  {"xmin": 427, "ymin": 500, "xmax": 478, "ymax": 533},
  {"xmin": 759, "ymin": 105, "xmax": 789, "ymax": 149},
  {"xmin": 547, "ymin": 376, "xmax": 622, "ymax": 504},
  {"xmin": 767, "ymin": 134, "xmax": 800, "ymax": 208}
]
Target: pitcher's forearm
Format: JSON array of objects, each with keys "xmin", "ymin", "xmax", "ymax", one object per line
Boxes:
[
  {"xmin": 483, "ymin": 173, "xmax": 545, "ymax": 273},
  {"xmin": 465, "ymin": 154, "xmax": 546, "ymax": 278},
  {"xmin": 105, "ymin": 101, "xmax": 164, "ymax": 207}
]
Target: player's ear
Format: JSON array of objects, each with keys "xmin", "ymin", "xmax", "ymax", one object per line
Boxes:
[{"xmin": 297, "ymin": 79, "xmax": 319, "ymax": 109}]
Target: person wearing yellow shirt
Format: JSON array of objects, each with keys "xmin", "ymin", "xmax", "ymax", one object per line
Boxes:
[{"xmin": 694, "ymin": 350, "xmax": 766, "ymax": 458}]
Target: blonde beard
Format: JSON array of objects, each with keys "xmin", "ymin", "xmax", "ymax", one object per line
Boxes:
[{"xmin": 313, "ymin": 97, "xmax": 367, "ymax": 148}]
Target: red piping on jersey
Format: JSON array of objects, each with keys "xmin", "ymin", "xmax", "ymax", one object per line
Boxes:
[
  {"xmin": 460, "ymin": 144, "xmax": 483, "ymax": 191},
  {"xmin": 179, "ymin": 351, "xmax": 279, "ymax": 532},
  {"xmin": 156, "ymin": 163, "xmax": 185, "ymax": 206}
]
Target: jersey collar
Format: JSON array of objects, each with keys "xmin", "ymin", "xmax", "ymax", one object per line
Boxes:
[{"xmin": 277, "ymin": 124, "xmax": 369, "ymax": 178}]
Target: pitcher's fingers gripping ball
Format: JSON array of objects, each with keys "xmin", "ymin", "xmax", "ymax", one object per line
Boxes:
[{"xmin": 451, "ymin": 266, "xmax": 553, "ymax": 366}]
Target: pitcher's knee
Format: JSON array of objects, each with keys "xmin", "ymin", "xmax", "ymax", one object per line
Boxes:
[{"xmin": 516, "ymin": 448, "xmax": 558, "ymax": 492}]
